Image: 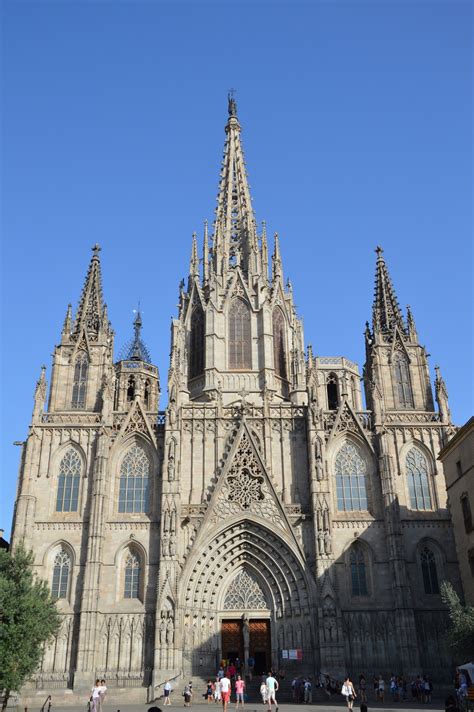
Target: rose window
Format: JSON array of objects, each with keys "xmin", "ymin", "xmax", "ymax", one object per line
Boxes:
[{"xmin": 228, "ymin": 468, "xmax": 264, "ymax": 509}]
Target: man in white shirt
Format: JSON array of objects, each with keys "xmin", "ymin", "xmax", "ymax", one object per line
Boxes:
[
  {"xmin": 220, "ymin": 674, "xmax": 231, "ymax": 712},
  {"xmin": 266, "ymin": 672, "xmax": 279, "ymax": 712}
]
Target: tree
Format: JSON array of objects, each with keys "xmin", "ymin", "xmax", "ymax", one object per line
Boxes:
[
  {"xmin": 441, "ymin": 580, "xmax": 474, "ymax": 661},
  {"xmin": 0, "ymin": 546, "xmax": 60, "ymax": 711}
]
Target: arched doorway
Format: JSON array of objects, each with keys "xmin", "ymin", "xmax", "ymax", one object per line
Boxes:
[{"xmin": 179, "ymin": 518, "xmax": 317, "ymax": 678}]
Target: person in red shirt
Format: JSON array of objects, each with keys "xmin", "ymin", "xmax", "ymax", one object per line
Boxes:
[
  {"xmin": 228, "ymin": 663, "xmax": 236, "ymax": 680},
  {"xmin": 235, "ymin": 675, "xmax": 245, "ymax": 709}
]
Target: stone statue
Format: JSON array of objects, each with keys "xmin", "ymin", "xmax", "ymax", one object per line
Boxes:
[
  {"xmin": 167, "ymin": 455, "xmax": 175, "ymax": 481},
  {"xmin": 324, "ymin": 530, "xmax": 332, "ymax": 555},
  {"xmin": 159, "ymin": 615, "xmax": 166, "ymax": 645},
  {"xmin": 242, "ymin": 613, "xmax": 250, "ymax": 649},
  {"xmin": 162, "ymin": 531, "xmax": 171, "ymax": 557},
  {"xmin": 166, "ymin": 616, "xmax": 174, "ymax": 645},
  {"xmin": 317, "ymin": 530, "xmax": 324, "ymax": 556},
  {"xmin": 169, "ymin": 535, "xmax": 177, "ymax": 557}
]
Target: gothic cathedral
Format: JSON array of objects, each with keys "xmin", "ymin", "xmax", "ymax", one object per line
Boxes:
[{"xmin": 11, "ymin": 98, "xmax": 462, "ymax": 704}]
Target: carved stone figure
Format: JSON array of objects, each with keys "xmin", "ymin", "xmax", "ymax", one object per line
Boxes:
[
  {"xmin": 324, "ymin": 530, "xmax": 332, "ymax": 555},
  {"xmin": 166, "ymin": 616, "xmax": 174, "ymax": 645}
]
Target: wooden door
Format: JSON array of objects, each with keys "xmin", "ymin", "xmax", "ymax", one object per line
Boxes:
[
  {"xmin": 221, "ymin": 620, "xmax": 243, "ymax": 663},
  {"xmin": 249, "ymin": 619, "xmax": 271, "ymax": 675}
]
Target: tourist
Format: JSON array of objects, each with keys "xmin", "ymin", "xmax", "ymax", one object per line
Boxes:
[
  {"xmin": 377, "ymin": 675, "xmax": 385, "ymax": 703},
  {"xmin": 228, "ymin": 662, "xmax": 236, "ymax": 681},
  {"xmin": 304, "ymin": 678, "xmax": 312, "ymax": 704},
  {"xmin": 341, "ymin": 675, "xmax": 356, "ymax": 711},
  {"xmin": 91, "ymin": 679, "xmax": 101, "ymax": 712},
  {"xmin": 390, "ymin": 674, "xmax": 398, "ymax": 702},
  {"xmin": 218, "ymin": 666, "xmax": 225, "ymax": 681},
  {"xmin": 372, "ymin": 676, "xmax": 378, "ymax": 700},
  {"xmin": 266, "ymin": 671, "xmax": 279, "ymax": 712},
  {"xmin": 291, "ymin": 678, "xmax": 297, "ymax": 701},
  {"xmin": 248, "ymin": 657, "xmax": 255, "ymax": 681},
  {"xmin": 214, "ymin": 678, "xmax": 222, "ymax": 703},
  {"xmin": 163, "ymin": 680, "xmax": 172, "ymax": 705},
  {"xmin": 205, "ymin": 680, "xmax": 213, "ymax": 704},
  {"xmin": 183, "ymin": 681, "xmax": 193, "ymax": 707},
  {"xmin": 98, "ymin": 679, "xmax": 107, "ymax": 712},
  {"xmin": 220, "ymin": 673, "xmax": 231, "ymax": 712},
  {"xmin": 260, "ymin": 679, "xmax": 268, "ymax": 705},
  {"xmin": 359, "ymin": 674, "xmax": 367, "ymax": 703},
  {"xmin": 235, "ymin": 675, "xmax": 245, "ymax": 709}
]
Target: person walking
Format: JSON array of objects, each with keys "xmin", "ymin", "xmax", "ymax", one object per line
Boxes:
[
  {"xmin": 98, "ymin": 679, "xmax": 107, "ymax": 712},
  {"xmin": 164, "ymin": 680, "xmax": 172, "ymax": 705},
  {"xmin": 235, "ymin": 675, "xmax": 245, "ymax": 710},
  {"xmin": 183, "ymin": 681, "xmax": 193, "ymax": 708},
  {"xmin": 304, "ymin": 678, "xmax": 312, "ymax": 704},
  {"xmin": 260, "ymin": 679, "xmax": 268, "ymax": 705},
  {"xmin": 220, "ymin": 673, "xmax": 231, "ymax": 712},
  {"xmin": 341, "ymin": 675, "xmax": 357, "ymax": 711},
  {"xmin": 359, "ymin": 675, "xmax": 367, "ymax": 703},
  {"xmin": 91, "ymin": 680, "xmax": 101, "ymax": 712},
  {"xmin": 266, "ymin": 672, "xmax": 279, "ymax": 712},
  {"xmin": 214, "ymin": 677, "xmax": 222, "ymax": 703},
  {"xmin": 205, "ymin": 680, "xmax": 213, "ymax": 704},
  {"xmin": 377, "ymin": 675, "xmax": 385, "ymax": 703}
]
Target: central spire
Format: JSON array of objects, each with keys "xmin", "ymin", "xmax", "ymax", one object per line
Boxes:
[{"xmin": 211, "ymin": 94, "xmax": 258, "ymax": 278}]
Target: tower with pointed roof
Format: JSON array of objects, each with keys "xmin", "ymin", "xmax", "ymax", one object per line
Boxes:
[{"xmin": 10, "ymin": 98, "xmax": 462, "ymax": 706}]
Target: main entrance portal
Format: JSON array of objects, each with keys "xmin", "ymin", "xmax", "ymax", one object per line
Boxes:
[{"xmin": 221, "ymin": 619, "xmax": 271, "ymax": 676}]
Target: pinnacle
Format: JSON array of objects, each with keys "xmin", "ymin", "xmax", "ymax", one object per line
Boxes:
[
  {"xmin": 72, "ymin": 247, "xmax": 105, "ymax": 339},
  {"xmin": 372, "ymin": 247, "xmax": 406, "ymax": 335}
]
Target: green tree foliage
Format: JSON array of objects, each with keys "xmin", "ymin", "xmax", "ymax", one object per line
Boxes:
[
  {"xmin": 0, "ymin": 546, "xmax": 60, "ymax": 711},
  {"xmin": 441, "ymin": 580, "xmax": 474, "ymax": 661}
]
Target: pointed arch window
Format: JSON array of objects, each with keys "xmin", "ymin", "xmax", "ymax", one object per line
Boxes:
[
  {"xmin": 229, "ymin": 299, "xmax": 251, "ymax": 369},
  {"xmin": 71, "ymin": 352, "xmax": 88, "ymax": 409},
  {"xmin": 189, "ymin": 307, "xmax": 205, "ymax": 379},
  {"xmin": 349, "ymin": 545, "xmax": 368, "ymax": 596},
  {"xmin": 393, "ymin": 351, "xmax": 414, "ymax": 408},
  {"xmin": 127, "ymin": 376, "xmax": 136, "ymax": 402},
  {"xmin": 406, "ymin": 447, "xmax": 432, "ymax": 510},
  {"xmin": 52, "ymin": 548, "xmax": 71, "ymax": 599},
  {"xmin": 124, "ymin": 549, "xmax": 141, "ymax": 599},
  {"xmin": 56, "ymin": 449, "xmax": 81, "ymax": 512},
  {"xmin": 273, "ymin": 308, "xmax": 287, "ymax": 379},
  {"xmin": 327, "ymin": 373, "xmax": 339, "ymax": 410},
  {"xmin": 118, "ymin": 445, "xmax": 149, "ymax": 513},
  {"xmin": 335, "ymin": 442, "xmax": 368, "ymax": 511},
  {"xmin": 420, "ymin": 546, "xmax": 439, "ymax": 594},
  {"xmin": 143, "ymin": 379, "xmax": 150, "ymax": 409}
]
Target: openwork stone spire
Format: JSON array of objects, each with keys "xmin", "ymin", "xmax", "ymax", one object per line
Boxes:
[
  {"xmin": 372, "ymin": 246, "xmax": 406, "ymax": 335},
  {"xmin": 120, "ymin": 308, "xmax": 151, "ymax": 363},
  {"xmin": 212, "ymin": 95, "xmax": 258, "ymax": 278},
  {"xmin": 73, "ymin": 244, "xmax": 104, "ymax": 340}
]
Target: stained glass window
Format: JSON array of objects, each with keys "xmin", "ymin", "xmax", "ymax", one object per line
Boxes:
[
  {"xmin": 118, "ymin": 446, "xmax": 149, "ymax": 513},
  {"xmin": 335, "ymin": 442, "xmax": 368, "ymax": 511},
  {"xmin": 420, "ymin": 547, "xmax": 439, "ymax": 594},
  {"xmin": 393, "ymin": 352, "xmax": 413, "ymax": 408},
  {"xmin": 124, "ymin": 550, "xmax": 141, "ymax": 599},
  {"xmin": 406, "ymin": 447, "xmax": 432, "ymax": 510},
  {"xmin": 189, "ymin": 307, "xmax": 205, "ymax": 379},
  {"xmin": 273, "ymin": 308, "xmax": 287, "ymax": 379},
  {"xmin": 52, "ymin": 548, "xmax": 71, "ymax": 599},
  {"xmin": 229, "ymin": 299, "xmax": 251, "ymax": 369},
  {"xmin": 56, "ymin": 449, "xmax": 81, "ymax": 512},
  {"xmin": 71, "ymin": 352, "xmax": 88, "ymax": 409},
  {"xmin": 350, "ymin": 546, "xmax": 368, "ymax": 596}
]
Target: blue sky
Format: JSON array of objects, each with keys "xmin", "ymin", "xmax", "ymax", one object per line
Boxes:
[{"xmin": 1, "ymin": 1, "xmax": 472, "ymax": 537}]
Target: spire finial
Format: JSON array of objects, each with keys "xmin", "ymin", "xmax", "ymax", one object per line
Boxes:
[
  {"xmin": 92, "ymin": 243, "xmax": 101, "ymax": 256},
  {"xmin": 190, "ymin": 231, "xmax": 200, "ymax": 280},
  {"xmin": 228, "ymin": 89, "xmax": 237, "ymax": 117},
  {"xmin": 375, "ymin": 245, "xmax": 384, "ymax": 260}
]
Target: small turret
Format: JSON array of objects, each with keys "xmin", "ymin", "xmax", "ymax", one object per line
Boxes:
[
  {"xmin": 272, "ymin": 232, "xmax": 283, "ymax": 282},
  {"xmin": 32, "ymin": 365, "xmax": 47, "ymax": 422},
  {"xmin": 115, "ymin": 309, "xmax": 160, "ymax": 412},
  {"xmin": 435, "ymin": 365, "xmax": 451, "ymax": 424},
  {"xmin": 189, "ymin": 232, "xmax": 200, "ymax": 285}
]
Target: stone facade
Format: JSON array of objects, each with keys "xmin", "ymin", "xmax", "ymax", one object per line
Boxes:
[
  {"xmin": 11, "ymin": 98, "xmax": 462, "ymax": 704},
  {"xmin": 439, "ymin": 417, "xmax": 474, "ymax": 605}
]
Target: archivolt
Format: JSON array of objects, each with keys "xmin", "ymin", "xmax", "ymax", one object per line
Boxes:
[{"xmin": 181, "ymin": 520, "xmax": 311, "ymax": 616}]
